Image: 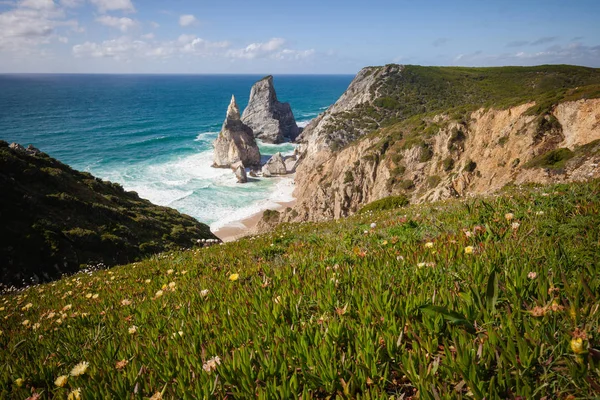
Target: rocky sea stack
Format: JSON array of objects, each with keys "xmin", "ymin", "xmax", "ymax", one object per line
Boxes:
[
  {"xmin": 242, "ymin": 75, "xmax": 300, "ymax": 144},
  {"xmin": 213, "ymin": 95, "xmax": 261, "ymax": 169}
]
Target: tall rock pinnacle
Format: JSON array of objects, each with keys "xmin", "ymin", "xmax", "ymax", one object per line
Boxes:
[
  {"xmin": 241, "ymin": 75, "xmax": 300, "ymax": 144},
  {"xmin": 212, "ymin": 95, "xmax": 261, "ymax": 169}
]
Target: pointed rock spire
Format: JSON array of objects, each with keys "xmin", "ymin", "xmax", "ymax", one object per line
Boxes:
[
  {"xmin": 226, "ymin": 94, "xmax": 241, "ymax": 121},
  {"xmin": 212, "ymin": 94, "xmax": 261, "ymax": 169}
]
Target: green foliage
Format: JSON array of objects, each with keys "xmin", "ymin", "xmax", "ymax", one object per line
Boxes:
[
  {"xmin": 464, "ymin": 159, "xmax": 477, "ymax": 172},
  {"xmin": 1, "ymin": 179, "xmax": 599, "ymax": 398},
  {"xmin": 358, "ymin": 195, "xmax": 409, "ymax": 213},
  {"xmin": 418, "ymin": 143, "xmax": 434, "ymax": 162},
  {"xmin": 442, "ymin": 157, "xmax": 455, "ymax": 171},
  {"xmin": 0, "ymin": 146, "xmax": 217, "ymax": 286},
  {"xmin": 262, "ymin": 209, "xmax": 281, "ymax": 224},
  {"xmin": 343, "ymin": 170, "xmax": 354, "ymax": 184},
  {"xmin": 426, "ymin": 175, "xmax": 441, "ymax": 188},
  {"xmin": 525, "ymin": 148, "xmax": 575, "ymax": 170},
  {"xmin": 399, "ymin": 179, "xmax": 415, "ymax": 190}
]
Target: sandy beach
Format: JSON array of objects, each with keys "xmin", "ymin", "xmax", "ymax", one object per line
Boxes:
[{"xmin": 213, "ymin": 199, "xmax": 296, "ymax": 242}]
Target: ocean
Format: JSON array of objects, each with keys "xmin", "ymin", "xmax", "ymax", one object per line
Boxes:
[{"xmin": 0, "ymin": 74, "xmax": 353, "ymax": 230}]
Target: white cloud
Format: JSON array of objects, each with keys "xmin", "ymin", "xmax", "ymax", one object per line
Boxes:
[
  {"xmin": 59, "ymin": 0, "xmax": 84, "ymax": 7},
  {"xmin": 20, "ymin": 0, "xmax": 56, "ymax": 10},
  {"xmin": 178, "ymin": 14, "xmax": 196, "ymax": 27},
  {"xmin": 227, "ymin": 38, "xmax": 285, "ymax": 59},
  {"xmin": 149, "ymin": 21, "xmax": 159, "ymax": 29},
  {"xmin": 90, "ymin": 0, "xmax": 135, "ymax": 13},
  {"xmin": 141, "ymin": 32, "xmax": 154, "ymax": 40},
  {"xmin": 96, "ymin": 15, "xmax": 137, "ymax": 32},
  {"xmin": 73, "ymin": 34, "xmax": 231, "ymax": 61},
  {"xmin": 0, "ymin": 0, "xmax": 79, "ymax": 51},
  {"xmin": 226, "ymin": 38, "xmax": 314, "ymax": 61},
  {"xmin": 452, "ymin": 43, "xmax": 600, "ymax": 67}
]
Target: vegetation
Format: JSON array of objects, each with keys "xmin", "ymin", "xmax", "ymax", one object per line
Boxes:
[
  {"xmin": 525, "ymin": 148, "xmax": 575, "ymax": 170},
  {"xmin": 1, "ymin": 179, "xmax": 599, "ymax": 398},
  {"xmin": 358, "ymin": 195, "xmax": 409, "ymax": 213},
  {"xmin": 321, "ymin": 64, "xmax": 600, "ymax": 150},
  {"xmin": 0, "ymin": 142, "xmax": 216, "ymax": 287}
]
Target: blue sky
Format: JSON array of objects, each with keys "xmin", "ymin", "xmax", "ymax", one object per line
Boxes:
[{"xmin": 0, "ymin": 0, "xmax": 598, "ymax": 73}]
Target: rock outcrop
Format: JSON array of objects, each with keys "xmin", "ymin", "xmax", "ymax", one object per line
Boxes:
[
  {"xmin": 242, "ymin": 76, "xmax": 299, "ymax": 144},
  {"xmin": 213, "ymin": 95, "xmax": 261, "ymax": 168},
  {"xmin": 232, "ymin": 161, "xmax": 248, "ymax": 183},
  {"xmin": 262, "ymin": 152, "xmax": 288, "ymax": 177}
]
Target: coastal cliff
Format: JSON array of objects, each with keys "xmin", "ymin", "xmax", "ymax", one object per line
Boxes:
[{"xmin": 285, "ymin": 65, "xmax": 600, "ymax": 222}]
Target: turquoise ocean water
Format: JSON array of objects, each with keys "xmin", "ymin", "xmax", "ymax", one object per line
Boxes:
[{"xmin": 0, "ymin": 74, "xmax": 353, "ymax": 229}]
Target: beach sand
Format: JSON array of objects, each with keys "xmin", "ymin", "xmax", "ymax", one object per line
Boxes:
[{"xmin": 213, "ymin": 199, "xmax": 296, "ymax": 242}]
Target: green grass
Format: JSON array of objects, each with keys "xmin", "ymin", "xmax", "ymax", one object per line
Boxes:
[
  {"xmin": 1, "ymin": 179, "xmax": 599, "ymax": 399},
  {"xmin": 319, "ymin": 64, "xmax": 600, "ymax": 149}
]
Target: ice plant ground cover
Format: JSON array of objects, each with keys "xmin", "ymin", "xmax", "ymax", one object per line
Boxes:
[{"xmin": 1, "ymin": 180, "xmax": 599, "ymax": 399}]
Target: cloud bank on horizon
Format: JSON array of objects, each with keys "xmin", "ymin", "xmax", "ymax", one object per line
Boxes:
[{"xmin": 0, "ymin": 0, "xmax": 598, "ymax": 74}]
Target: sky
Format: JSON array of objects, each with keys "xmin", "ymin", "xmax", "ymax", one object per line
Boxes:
[{"xmin": 0, "ymin": 0, "xmax": 599, "ymax": 74}]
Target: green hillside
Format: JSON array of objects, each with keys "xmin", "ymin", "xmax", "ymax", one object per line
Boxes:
[
  {"xmin": 1, "ymin": 179, "xmax": 598, "ymax": 399},
  {"xmin": 0, "ymin": 142, "xmax": 217, "ymax": 287},
  {"xmin": 324, "ymin": 64, "xmax": 600, "ymax": 149}
]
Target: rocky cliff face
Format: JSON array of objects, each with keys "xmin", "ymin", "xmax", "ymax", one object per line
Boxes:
[
  {"xmin": 213, "ymin": 95, "xmax": 261, "ymax": 168},
  {"xmin": 242, "ymin": 75, "xmax": 299, "ymax": 144},
  {"xmin": 286, "ymin": 65, "xmax": 600, "ymax": 223},
  {"xmin": 289, "ymin": 99, "xmax": 600, "ymax": 222}
]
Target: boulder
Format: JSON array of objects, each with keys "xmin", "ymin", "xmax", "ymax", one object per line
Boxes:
[
  {"xmin": 213, "ymin": 95, "xmax": 261, "ymax": 168},
  {"xmin": 234, "ymin": 165, "xmax": 247, "ymax": 183},
  {"xmin": 284, "ymin": 154, "xmax": 299, "ymax": 174},
  {"xmin": 231, "ymin": 161, "xmax": 248, "ymax": 183},
  {"xmin": 9, "ymin": 143, "xmax": 25, "ymax": 152},
  {"xmin": 262, "ymin": 152, "xmax": 288, "ymax": 177},
  {"xmin": 241, "ymin": 75, "xmax": 299, "ymax": 144}
]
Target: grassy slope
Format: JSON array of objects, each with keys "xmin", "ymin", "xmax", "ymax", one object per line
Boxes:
[
  {"xmin": 324, "ymin": 64, "xmax": 600, "ymax": 149},
  {"xmin": 0, "ymin": 141, "xmax": 217, "ymax": 286},
  {"xmin": 1, "ymin": 179, "xmax": 599, "ymax": 399}
]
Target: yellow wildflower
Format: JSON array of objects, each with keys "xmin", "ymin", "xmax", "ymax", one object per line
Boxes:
[
  {"xmin": 144, "ymin": 279, "xmax": 151, "ymax": 284},
  {"xmin": 155, "ymin": 290, "xmax": 164, "ymax": 298},
  {"xmin": 22, "ymin": 319, "xmax": 30, "ymax": 326},
  {"xmin": 22, "ymin": 303, "xmax": 33, "ymax": 311},
  {"xmin": 67, "ymin": 388, "xmax": 81, "ymax": 400},
  {"xmin": 425, "ymin": 242, "xmax": 434, "ymax": 248},
  {"xmin": 92, "ymin": 294, "xmax": 99, "ymax": 299},
  {"xmin": 464, "ymin": 246, "xmax": 474, "ymax": 254},
  {"xmin": 121, "ymin": 299, "xmax": 132, "ymax": 306},
  {"xmin": 570, "ymin": 338, "xmax": 584, "ymax": 354},
  {"xmin": 62, "ymin": 304, "xmax": 72, "ymax": 312},
  {"xmin": 505, "ymin": 213, "xmax": 514, "ymax": 221},
  {"xmin": 85, "ymin": 293, "xmax": 92, "ymax": 299},
  {"xmin": 55, "ymin": 375, "xmax": 68, "ymax": 387},
  {"xmin": 200, "ymin": 289, "xmax": 209, "ymax": 298},
  {"xmin": 168, "ymin": 282, "xmax": 176, "ymax": 290},
  {"xmin": 128, "ymin": 325, "xmax": 137, "ymax": 334},
  {"xmin": 14, "ymin": 378, "xmax": 24, "ymax": 387},
  {"xmin": 70, "ymin": 361, "xmax": 89, "ymax": 377},
  {"xmin": 167, "ymin": 269, "xmax": 174, "ymax": 275},
  {"xmin": 229, "ymin": 273, "xmax": 239, "ymax": 281}
]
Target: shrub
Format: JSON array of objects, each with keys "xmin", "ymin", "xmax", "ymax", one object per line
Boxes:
[
  {"xmin": 419, "ymin": 143, "xmax": 433, "ymax": 162},
  {"xmin": 464, "ymin": 159, "xmax": 477, "ymax": 172},
  {"xmin": 399, "ymin": 179, "xmax": 415, "ymax": 190},
  {"xmin": 427, "ymin": 175, "xmax": 441, "ymax": 188},
  {"xmin": 524, "ymin": 148, "xmax": 574, "ymax": 170},
  {"xmin": 359, "ymin": 195, "xmax": 409, "ymax": 213},
  {"xmin": 442, "ymin": 157, "xmax": 455, "ymax": 171},
  {"xmin": 344, "ymin": 170, "xmax": 354, "ymax": 184}
]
